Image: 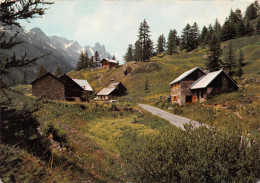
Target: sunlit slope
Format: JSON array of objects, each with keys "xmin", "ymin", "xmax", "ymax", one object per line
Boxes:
[{"xmin": 68, "ymin": 35, "xmax": 260, "ymax": 100}]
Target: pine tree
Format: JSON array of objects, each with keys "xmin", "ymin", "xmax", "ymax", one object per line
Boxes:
[
  {"xmin": 89, "ymin": 56, "xmax": 94, "ymax": 68},
  {"xmin": 200, "ymin": 26, "xmax": 208, "ymax": 45},
  {"xmin": 167, "ymin": 29, "xmax": 177, "ymax": 55},
  {"xmin": 235, "ymin": 20, "xmax": 247, "ymax": 37},
  {"xmin": 181, "ymin": 23, "xmax": 199, "ymax": 51},
  {"xmin": 137, "ymin": 19, "xmax": 154, "ymax": 61},
  {"xmin": 94, "ymin": 51, "xmax": 100, "ymax": 68},
  {"xmin": 244, "ymin": 1, "xmax": 259, "ymax": 21},
  {"xmin": 134, "ymin": 40, "xmax": 142, "ymax": 61},
  {"xmin": 36, "ymin": 65, "xmax": 47, "ymax": 78},
  {"xmin": 221, "ymin": 17, "xmax": 236, "ymax": 41},
  {"xmin": 55, "ymin": 66, "xmax": 62, "ymax": 77},
  {"xmin": 112, "ymin": 55, "xmax": 116, "ymax": 60},
  {"xmin": 191, "ymin": 22, "xmax": 200, "ymax": 49},
  {"xmin": 156, "ymin": 34, "xmax": 166, "ymax": 54},
  {"xmin": 76, "ymin": 51, "xmax": 85, "ymax": 71},
  {"xmin": 83, "ymin": 52, "xmax": 89, "ymax": 69},
  {"xmin": 213, "ymin": 19, "xmax": 222, "ymax": 40},
  {"xmin": 206, "ymin": 34, "xmax": 222, "ymax": 71},
  {"xmin": 224, "ymin": 41, "xmax": 236, "ymax": 76},
  {"xmin": 124, "ymin": 44, "xmax": 134, "ymax": 62},
  {"xmin": 255, "ymin": 16, "xmax": 260, "ymax": 35},
  {"xmin": 236, "ymin": 50, "xmax": 245, "ymax": 78},
  {"xmin": 245, "ymin": 19, "xmax": 254, "ymax": 36},
  {"xmin": 180, "ymin": 23, "xmax": 191, "ymax": 51}
]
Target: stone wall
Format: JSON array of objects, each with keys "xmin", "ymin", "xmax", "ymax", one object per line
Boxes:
[
  {"xmin": 32, "ymin": 75, "xmax": 65, "ymax": 100},
  {"xmin": 180, "ymin": 81, "xmax": 196, "ymax": 105},
  {"xmin": 208, "ymin": 73, "xmax": 238, "ymax": 96}
]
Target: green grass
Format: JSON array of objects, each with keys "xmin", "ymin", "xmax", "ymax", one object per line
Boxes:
[
  {"xmin": 67, "ymin": 35, "xmax": 260, "ymax": 131},
  {"xmin": 2, "ymin": 88, "xmax": 175, "ymax": 182}
]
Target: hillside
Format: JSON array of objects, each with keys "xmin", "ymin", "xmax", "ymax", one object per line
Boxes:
[
  {"xmin": 68, "ymin": 35, "xmax": 260, "ymax": 131},
  {"xmin": 3, "ymin": 35, "xmax": 259, "ymax": 182}
]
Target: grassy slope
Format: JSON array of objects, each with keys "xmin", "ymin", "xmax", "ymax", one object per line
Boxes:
[
  {"xmin": 3, "ymin": 88, "xmax": 176, "ymax": 182},
  {"xmin": 69, "ymin": 35, "xmax": 259, "ymax": 99},
  {"xmin": 68, "ymin": 35, "xmax": 260, "ymax": 131}
]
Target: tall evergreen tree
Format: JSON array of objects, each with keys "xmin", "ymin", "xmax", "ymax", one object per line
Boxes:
[
  {"xmin": 94, "ymin": 51, "xmax": 100, "ymax": 68},
  {"xmin": 124, "ymin": 44, "xmax": 134, "ymax": 62},
  {"xmin": 180, "ymin": 23, "xmax": 192, "ymax": 51},
  {"xmin": 213, "ymin": 19, "xmax": 222, "ymax": 39},
  {"xmin": 181, "ymin": 23, "xmax": 199, "ymax": 51},
  {"xmin": 156, "ymin": 34, "xmax": 166, "ymax": 54},
  {"xmin": 167, "ymin": 29, "xmax": 178, "ymax": 55},
  {"xmin": 84, "ymin": 52, "xmax": 89, "ymax": 69},
  {"xmin": 112, "ymin": 55, "xmax": 116, "ymax": 60},
  {"xmin": 236, "ymin": 50, "xmax": 245, "ymax": 78},
  {"xmin": 206, "ymin": 34, "xmax": 222, "ymax": 71},
  {"xmin": 244, "ymin": 1, "xmax": 259, "ymax": 21},
  {"xmin": 89, "ymin": 56, "xmax": 94, "ymax": 68},
  {"xmin": 224, "ymin": 41, "xmax": 236, "ymax": 76},
  {"xmin": 221, "ymin": 17, "xmax": 236, "ymax": 41},
  {"xmin": 200, "ymin": 26, "xmax": 209, "ymax": 45},
  {"xmin": 245, "ymin": 19, "xmax": 254, "ymax": 36},
  {"xmin": 255, "ymin": 16, "xmax": 260, "ymax": 35},
  {"xmin": 76, "ymin": 51, "xmax": 85, "ymax": 71},
  {"xmin": 134, "ymin": 40, "xmax": 142, "ymax": 61},
  {"xmin": 137, "ymin": 19, "xmax": 154, "ymax": 61},
  {"xmin": 191, "ymin": 22, "xmax": 200, "ymax": 49}
]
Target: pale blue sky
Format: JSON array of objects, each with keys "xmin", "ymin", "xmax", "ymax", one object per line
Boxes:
[{"xmin": 19, "ymin": 0, "xmax": 253, "ymax": 62}]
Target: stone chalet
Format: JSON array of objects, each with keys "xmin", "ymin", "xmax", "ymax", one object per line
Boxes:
[
  {"xmin": 31, "ymin": 72, "xmax": 93, "ymax": 101},
  {"xmin": 100, "ymin": 58, "xmax": 118, "ymax": 69},
  {"xmin": 96, "ymin": 82, "xmax": 127, "ymax": 100},
  {"xmin": 170, "ymin": 67, "xmax": 238, "ymax": 106}
]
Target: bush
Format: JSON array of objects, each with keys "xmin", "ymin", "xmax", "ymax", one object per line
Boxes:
[
  {"xmin": 119, "ymin": 125, "xmax": 260, "ymax": 182},
  {"xmin": 42, "ymin": 122, "xmax": 67, "ymax": 145},
  {"xmin": 0, "ymin": 144, "xmax": 47, "ymax": 183},
  {"xmin": 173, "ymin": 108, "xmax": 183, "ymax": 114},
  {"xmin": 0, "ymin": 106, "xmax": 49, "ymax": 157},
  {"xmin": 110, "ymin": 104, "xmax": 119, "ymax": 111}
]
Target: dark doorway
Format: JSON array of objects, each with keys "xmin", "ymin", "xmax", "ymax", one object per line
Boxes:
[{"xmin": 186, "ymin": 96, "xmax": 192, "ymax": 104}]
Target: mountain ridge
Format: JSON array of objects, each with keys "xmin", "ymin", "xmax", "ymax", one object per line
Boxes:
[{"xmin": 1, "ymin": 26, "xmax": 112, "ymax": 86}]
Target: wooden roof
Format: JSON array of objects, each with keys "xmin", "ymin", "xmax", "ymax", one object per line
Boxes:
[{"xmin": 31, "ymin": 72, "xmax": 65, "ymax": 85}]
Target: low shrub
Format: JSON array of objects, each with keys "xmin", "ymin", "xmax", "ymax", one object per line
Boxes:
[
  {"xmin": 42, "ymin": 122, "xmax": 67, "ymax": 145},
  {"xmin": 119, "ymin": 125, "xmax": 260, "ymax": 183}
]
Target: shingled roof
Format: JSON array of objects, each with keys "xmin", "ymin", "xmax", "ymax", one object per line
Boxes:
[
  {"xmin": 190, "ymin": 70, "xmax": 238, "ymax": 89},
  {"xmin": 96, "ymin": 87, "xmax": 116, "ymax": 96},
  {"xmin": 72, "ymin": 79, "xmax": 93, "ymax": 91},
  {"xmin": 169, "ymin": 67, "xmax": 205, "ymax": 85}
]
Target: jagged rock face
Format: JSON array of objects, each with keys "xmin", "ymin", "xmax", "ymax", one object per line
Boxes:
[{"xmin": 0, "ymin": 26, "xmax": 111, "ymax": 86}]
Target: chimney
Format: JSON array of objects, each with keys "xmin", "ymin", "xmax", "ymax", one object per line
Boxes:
[
  {"xmin": 204, "ymin": 68, "xmax": 210, "ymax": 74},
  {"xmin": 221, "ymin": 65, "xmax": 229, "ymax": 75}
]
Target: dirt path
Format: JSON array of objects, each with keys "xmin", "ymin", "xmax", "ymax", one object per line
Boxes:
[{"xmin": 138, "ymin": 104, "xmax": 207, "ymax": 130}]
